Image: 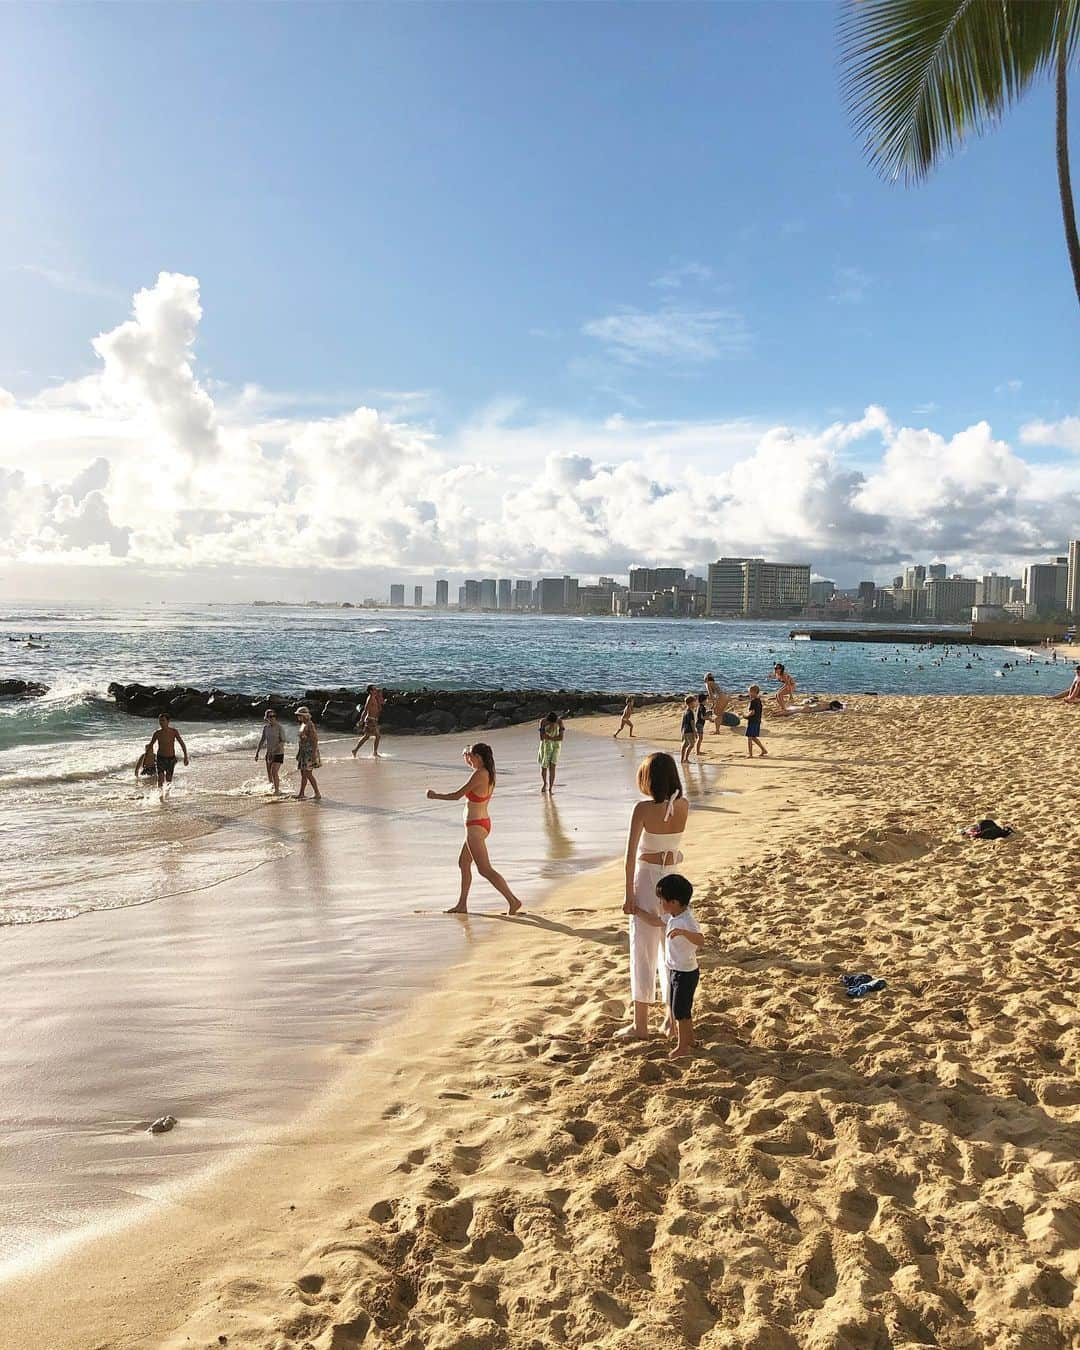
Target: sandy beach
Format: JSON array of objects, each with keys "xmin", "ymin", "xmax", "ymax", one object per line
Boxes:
[{"xmin": 3, "ymin": 694, "xmax": 1079, "ymax": 1348}]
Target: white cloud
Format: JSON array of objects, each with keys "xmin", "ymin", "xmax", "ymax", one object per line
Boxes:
[
  {"xmin": 17, "ymin": 264, "xmax": 123, "ymax": 300},
  {"xmin": 582, "ymin": 307, "xmax": 751, "ymax": 365},
  {"xmin": 829, "ymin": 265, "xmax": 871, "ymax": 305},
  {"xmin": 995, "ymin": 378, "xmax": 1023, "ymax": 395},
  {"xmin": 1021, "ymin": 416, "xmax": 1080, "ymax": 453},
  {"xmin": 2, "ymin": 273, "xmax": 1078, "ymax": 590},
  {"xmin": 651, "ymin": 261, "xmax": 715, "ymax": 290}
]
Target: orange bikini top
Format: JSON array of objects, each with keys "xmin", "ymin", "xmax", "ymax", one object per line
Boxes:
[{"xmin": 466, "ymin": 790, "xmax": 492, "ymax": 803}]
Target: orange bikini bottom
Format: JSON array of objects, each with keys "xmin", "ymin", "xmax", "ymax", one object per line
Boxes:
[{"xmin": 466, "ymin": 819, "xmax": 492, "ymax": 835}]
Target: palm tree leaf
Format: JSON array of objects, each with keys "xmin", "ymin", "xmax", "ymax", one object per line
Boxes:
[{"xmin": 837, "ymin": 0, "xmax": 1073, "ymax": 182}]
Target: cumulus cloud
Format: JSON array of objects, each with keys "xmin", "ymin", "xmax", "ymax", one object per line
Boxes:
[
  {"xmin": 1, "ymin": 273, "xmax": 1078, "ymax": 589},
  {"xmin": 1021, "ymin": 416, "xmax": 1080, "ymax": 454}
]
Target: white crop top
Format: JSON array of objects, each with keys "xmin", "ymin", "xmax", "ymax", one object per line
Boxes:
[{"xmin": 639, "ymin": 794, "xmax": 686, "ymax": 853}]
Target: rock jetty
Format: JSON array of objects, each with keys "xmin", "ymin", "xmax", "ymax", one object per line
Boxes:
[
  {"xmin": 107, "ymin": 683, "xmax": 670, "ymax": 735},
  {"xmin": 0, "ymin": 679, "xmax": 49, "ymax": 698}
]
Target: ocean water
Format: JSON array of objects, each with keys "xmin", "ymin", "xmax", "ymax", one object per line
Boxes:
[{"xmin": 0, "ymin": 603, "xmax": 1067, "ymax": 924}]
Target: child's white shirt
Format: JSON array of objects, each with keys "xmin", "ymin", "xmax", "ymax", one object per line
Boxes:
[{"xmin": 665, "ymin": 911, "xmax": 702, "ymax": 971}]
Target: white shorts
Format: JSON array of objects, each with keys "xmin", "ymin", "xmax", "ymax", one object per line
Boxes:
[{"xmin": 628, "ymin": 855, "xmax": 682, "ymax": 1004}]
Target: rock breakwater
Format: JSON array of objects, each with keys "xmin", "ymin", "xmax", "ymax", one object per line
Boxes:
[{"xmin": 107, "ymin": 683, "xmax": 671, "ymax": 735}]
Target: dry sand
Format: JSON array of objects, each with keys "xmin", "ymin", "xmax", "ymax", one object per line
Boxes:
[{"xmin": 4, "ymin": 695, "xmax": 1079, "ymax": 1348}]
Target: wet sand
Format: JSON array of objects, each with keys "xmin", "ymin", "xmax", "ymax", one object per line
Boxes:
[
  {"xmin": 4, "ymin": 697, "xmax": 1080, "ymax": 1348},
  {"xmin": 0, "ymin": 722, "xmax": 689, "ymax": 1274}
]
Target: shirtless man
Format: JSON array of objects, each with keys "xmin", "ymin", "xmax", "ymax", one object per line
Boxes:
[
  {"xmin": 149, "ymin": 713, "xmax": 189, "ymax": 799},
  {"xmin": 352, "ymin": 685, "xmax": 385, "ymax": 758},
  {"xmin": 1050, "ymin": 665, "xmax": 1080, "ymax": 704}
]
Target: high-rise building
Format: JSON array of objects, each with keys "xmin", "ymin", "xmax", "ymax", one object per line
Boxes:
[
  {"xmin": 706, "ymin": 558, "xmax": 750, "ymax": 615},
  {"xmin": 629, "ymin": 566, "xmax": 687, "ymax": 592},
  {"xmin": 435, "ymin": 579, "xmax": 449, "ymax": 609},
  {"xmin": 463, "ymin": 579, "xmax": 482, "ymax": 610},
  {"xmin": 563, "ymin": 576, "xmax": 579, "ymax": 612},
  {"xmin": 743, "ymin": 560, "xmax": 810, "ymax": 612},
  {"xmin": 413, "ymin": 585, "xmax": 423, "ymax": 607},
  {"xmin": 979, "ymin": 573, "xmax": 1015, "ymax": 607},
  {"xmin": 808, "ymin": 579, "xmax": 835, "ymax": 606},
  {"xmin": 707, "ymin": 558, "xmax": 809, "ymax": 616},
  {"xmin": 902, "ymin": 565, "xmax": 926, "ymax": 590},
  {"xmin": 927, "ymin": 563, "xmax": 947, "ymax": 582},
  {"xmin": 457, "ymin": 585, "xmax": 466, "ymax": 609},
  {"xmin": 1068, "ymin": 540, "xmax": 1080, "ymax": 615},
  {"xmin": 537, "ymin": 577, "xmax": 567, "ymax": 613},
  {"xmin": 513, "ymin": 580, "xmax": 532, "ymax": 610},
  {"xmin": 479, "ymin": 578, "xmax": 498, "ymax": 610},
  {"xmin": 897, "ymin": 587, "xmax": 927, "ymax": 619},
  {"xmin": 1024, "ymin": 558, "xmax": 1069, "ymax": 615},
  {"xmin": 857, "ymin": 581, "xmax": 876, "ymax": 608},
  {"xmin": 925, "ymin": 577, "xmax": 976, "ymax": 621},
  {"xmin": 389, "ymin": 584, "xmax": 405, "ymax": 607},
  {"xmin": 891, "ymin": 575, "xmax": 904, "ymax": 590},
  {"xmin": 498, "ymin": 579, "xmax": 513, "ymax": 610}
]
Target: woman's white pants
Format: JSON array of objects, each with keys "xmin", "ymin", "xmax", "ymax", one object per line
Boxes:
[{"xmin": 629, "ymin": 856, "xmax": 681, "ymax": 1004}]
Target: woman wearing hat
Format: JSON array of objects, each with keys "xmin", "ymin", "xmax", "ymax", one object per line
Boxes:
[{"xmin": 295, "ymin": 706, "xmax": 322, "ymax": 800}]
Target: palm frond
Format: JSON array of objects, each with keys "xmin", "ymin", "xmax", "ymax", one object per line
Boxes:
[{"xmin": 837, "ymin": 0, "xmax": 1076, "ymax": 182}]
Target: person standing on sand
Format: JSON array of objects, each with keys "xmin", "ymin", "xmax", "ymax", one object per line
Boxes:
[
  {"xmin": 616, "ymin": 752, "xmax": 689, "ymax": 1040},
  {"xmin": 679, "ymin": 696, "xmax": 697, "ymax": 764},
  {"xmin": 295, "ymin": 706, "xmax": 322, "ymax": 800},
  {"xmin": 352, "ymin": 685, "xmax": 385, "ymax": 758},
  {"xmin": 704, "ymin": 673, "xmax": 730, "ymax": 729},
  {"xmin": 632, "ymin": 873, "xmax": 704, "ymax": 1059},
  {"xmin": 614, "ymin": 696, "xmax": 635, "ymax": 738},
  {"xmin": 694, "ymin": 693, "xmax": 709, "ymax": 757},
  {"xmin": 745, "ymin": 685, "xmax": 767, "ymax": 757},
  {"xmin": 148, "ymin": 713, "xmax": 188, "ymax": 800},
  {"xmin": 772, "ymin": 663, "xmax": 796, "ymax": 715},
  {"xmin": 255, "ymin": 708, "xmax": 287, "ymax": 794},
  {"xmin": 427, "ymin": 743, "xmax": 523, "ymax": 915},
  {"xmin": 538, "ymin": 711, "xmax": 564, "ymax": 793},
  {"xmin": 1050, "ymin": 665, "xmax": 1080, "ymax": 703}
]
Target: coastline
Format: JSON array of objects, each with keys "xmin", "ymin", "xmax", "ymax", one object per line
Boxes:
[{"xmin": 4, "ymin": 696, "xmax": 1080, "ymax": 1348}]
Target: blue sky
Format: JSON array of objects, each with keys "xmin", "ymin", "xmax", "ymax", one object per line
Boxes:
[{"xmin": 0, "ymin": 2, "xmax": 1077, "ymax": 599}]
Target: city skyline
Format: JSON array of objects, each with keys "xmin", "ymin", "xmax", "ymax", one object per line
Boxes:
[{"xmin": 378, "ymin": 544, "xmax": 1080, "ymax": 622}]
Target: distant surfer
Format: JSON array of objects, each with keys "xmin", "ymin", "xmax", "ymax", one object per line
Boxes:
[
  {"xmin": 149, "ymin": 713, "xmax": 189, "ymax": 800},
  {"xmin": 352, "ymin": 684, "xmax": 385, "ymax": 758}
]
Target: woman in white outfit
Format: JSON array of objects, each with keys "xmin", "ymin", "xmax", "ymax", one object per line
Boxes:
[{"xmin": 616, "ymin": 751, "xmax": 689, "ymax": 1039}]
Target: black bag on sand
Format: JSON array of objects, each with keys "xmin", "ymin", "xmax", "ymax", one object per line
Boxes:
[{"xmin": 967, "ymin": 819, "xmax": 1013, "ymax": 840}]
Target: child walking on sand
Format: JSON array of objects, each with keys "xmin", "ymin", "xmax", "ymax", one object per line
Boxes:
[
  {"xmin": 634, "ymin": 873, "xmax": 703, "ymax": 1059},
  {"xmin": 679, "ymin": 695, "xmax": 697, "ymax": 763},
  {"xmin": 694, "ymin": 693, "xmax": 709, "ymax": 756},
  {"xmin": 614, "ymin": 696, "xmax": 636, "ymax": 738},
  {"xmin": 746, "ymin": 685, "xmax": 767, "ymax": 758}
]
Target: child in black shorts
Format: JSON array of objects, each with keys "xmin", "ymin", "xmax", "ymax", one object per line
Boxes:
[
  {"xmin": 633, "ymin": 873, "xmax": 704, "ymax": 1058},
  {"xmin": 746, "ymin": 684, "xmax": 767, "ymax": 758}
]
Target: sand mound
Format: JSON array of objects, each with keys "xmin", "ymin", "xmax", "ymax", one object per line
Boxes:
[{"xmin": 825, "ymin": 827, "xmax": 938, "ymax": 865}]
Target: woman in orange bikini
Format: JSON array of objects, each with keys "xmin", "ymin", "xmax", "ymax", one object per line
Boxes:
[{"xmin": 427, "ymin": 742, "xmax": 523, "ymax": 915}]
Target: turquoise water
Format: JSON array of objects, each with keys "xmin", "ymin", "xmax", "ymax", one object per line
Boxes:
[{"xmin": 0, "ymin": 602, "xmax": 1068, "ymax": 792}]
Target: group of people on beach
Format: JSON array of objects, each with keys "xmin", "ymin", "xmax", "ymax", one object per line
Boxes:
[{"xmin": 421, "ymin": 730, "xmax": 702, "ymax": 1056}]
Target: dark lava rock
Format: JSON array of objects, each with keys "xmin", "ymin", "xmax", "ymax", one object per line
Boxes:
[
  {"xmin": 108, "ymin": 683, "xmax": 672, "ymax": 736},
  {"xmin": 0, "ymin": 679, "xmax": 49, "ymax": 698}
]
